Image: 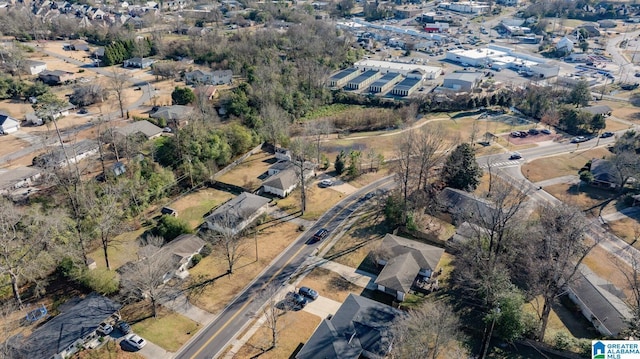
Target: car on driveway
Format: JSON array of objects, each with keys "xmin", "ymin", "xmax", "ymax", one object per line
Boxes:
[
  {"xmin": 319, "ymin": 179, "xmax": 333, "ymax": 187},
  {"xmin": 122, "ymin": 334, "xmax": 147, "ymax": 350},
  {"xmin": 509, "ymin": 152, "xmax": 522, "ymax": 160},
  {"xmin": 285, "ymin": 292, "xmax": 308, "ymax": 309},
  {"xmin": 116, "ymin": 321, "xmax": 131, "ymax": 334},
  {"xmin": 600, "ymin": 131, "xmax": 614, "ymax": 138},
  {"xmin": 299, "ymin": 287, "xmax": 319, "ymax": 300},
  {"xmin": 97, "ymin": 322, "xmax": 113, "ymax": 335}
]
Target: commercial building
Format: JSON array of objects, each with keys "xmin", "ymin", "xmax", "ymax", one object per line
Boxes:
[
  {"xmin": 423, "ymin": 22, "xmax": 449, "ymax": 33},
  {"xmin": 445, "ymin": 45, "xmax": 559, "ymax": 78},
  {"xmin": 346, "ymin": 70, "xmax": 382, "ymax": 90},
  {"xmin": 438, "ymin": 1, "xmax": 489, "ymax": 14},
  {"xmin": 369, "ymin": 72, "xmax": 403, "ymax": 93},
  {"xmin": 354, "ymin": 60, "xmax": 441, "ymax": 80},
  {"xmin": 441, "ymin": 72, "xmax": 483, "ymax": 92}
]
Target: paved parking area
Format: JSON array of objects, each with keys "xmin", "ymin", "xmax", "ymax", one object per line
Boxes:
[{"xmin": 302, "ymin": 296, "xmax": 342, "ymax": 319}]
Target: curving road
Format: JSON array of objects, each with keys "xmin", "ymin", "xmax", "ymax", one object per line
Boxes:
[{"xmin": 174, "ymin": 176, "xmax": 396, "ymax": 359}]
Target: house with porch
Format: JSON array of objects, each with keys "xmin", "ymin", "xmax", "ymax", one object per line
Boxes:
[{"xmin": 373, "ymin": 233, "xmax": 444, "ymax": 302}]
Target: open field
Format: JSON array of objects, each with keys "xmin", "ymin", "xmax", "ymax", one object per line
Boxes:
[
  {"xmin": 188, "ymin": 221, "xmax": 300, "ymax": 313},
  {"xmin": 169, "ymin": 188, "xmax": 235, "ymax": 229},
  {"xmin": 544, "ymin": 183, "xmax": 619, "ymax": 214},
  {"xmin": 522, "ymin": 147, "xmax": 611, "ymax": 183},
  {"xmin": 232, "ymin": 310, "xmax": 321, "ymax": 359},
  {"xmin": 297, "ymin": 267, "xmax": 361, "ymax": 303},
  {"xmin": 215, "ymin": 150, "xmax": 274, "ymax": 189},
  {"xmin": 276, "ymin": 185, "xmax": 345, "ymax": 220},
  {"xmin": 131, "ymin": 309, "xmax": 200, "ymax": 352}
]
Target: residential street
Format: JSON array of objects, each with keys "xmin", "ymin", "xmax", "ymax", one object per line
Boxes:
[{"xmin": 173, "ymin": 176, "xmax": 395, "ymax": 359}]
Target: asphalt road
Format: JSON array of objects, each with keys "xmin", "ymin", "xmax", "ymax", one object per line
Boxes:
[{"xmin": 174, "ymin": 176, "xmax": 395, "ymax": 359}]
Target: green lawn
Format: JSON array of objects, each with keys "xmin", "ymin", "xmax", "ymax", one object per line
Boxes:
[{"xmin": 131, "ymin": 312, "xmax": 200, "ymax": 352}]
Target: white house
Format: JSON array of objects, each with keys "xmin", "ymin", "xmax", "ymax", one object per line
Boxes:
[
  {"xmin": 0, "ymin": 114, "xmax": 20, "ymax": 134},
  {"xmin": 27, "ymin": 61, "xmax": 47, "ymax": 75},
  {"xmin": 557, "ymin": 36, "xmax": 576, "ymax": 53},
  {"xmin": 262, "ymin": 162, "xmax": 315, "ymax": 198},
  {"xmin": 184, "ymin": 69, "xmax": 233, "ymax": 85}
]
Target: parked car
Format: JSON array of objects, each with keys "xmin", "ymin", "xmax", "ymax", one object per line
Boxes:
[
  {"xmin": 299, "ymin": 287, "xmax": 319, "ymax": 300},
  {"xmin": 510, "ymin": 131, "xmax": 521, "ymax": 137},
  {"xmin": 528, "ymin": 128, "xmax": 540, "ymax": 135},
  {"xmin": 162, "ymin": 127, "xmax": 172, "ymax": 133},
  {"xmin": 312, "ymin": 228, "xmax": 329, "ymax": 242},
  {"xmin": 78, "ymin": 108, "xmax": 88, "ymax": 114},
  {"xmin": 123, "ymin": 334, "xmax": 147, "ymax": 350},
  {"xmin": 540, "ymin": 129, "xmax": 552, "ymax": 135},
  {"xmin": 97, "ymin": 322, "xmax": 113, "ymax": 335},
  {"xmin": 116, "ymin": 321, "xmax": 131, "ymax": 334},
  {"xmin": 285, "ymin": 292, "xmax": 308, "ymax": 309},
  {"xmin": 600, "ymin": 131, "xmax": 614, "ymax": 138},
  {"xmin": 509, "ymin": 152, "xmax": 522, "ymax": 160},
  {"xmin": 319, "ymin": 179, "xmax": 334, "ymax": 188},
  {"xmin": 571, "ymin": 136, "xmax": 588, "ymax": 143}
]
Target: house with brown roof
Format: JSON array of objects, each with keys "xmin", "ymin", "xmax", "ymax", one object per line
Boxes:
[{"xmin": 39, "ymin": 70, "xmax": 75, "ymax": 85}]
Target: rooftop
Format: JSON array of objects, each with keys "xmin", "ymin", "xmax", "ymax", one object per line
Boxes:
[
  {"xmin": 355, "ymin": 59, "xmax": 441, "ymax": 74},
  {"xmin": 115, "ymin": 120, "xmax": 163, "ymax": 138},
  {"xmin": 392, "ymin": 77, "xmax": 420, "ymax": 91},
  {"xmin": 330, "ymin": 67, "xmax": 359, "ymax": 81}
]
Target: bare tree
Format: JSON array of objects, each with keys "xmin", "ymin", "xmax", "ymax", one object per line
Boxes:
[
  {"xmin": 88, "ymin": 181, "xmax": 129, "ymax": 270},
  {"xmin": 259, "ymin": 102, "xmax": 290, "ymax": 148},
  {"xmin": 529, "ymin": 203, "xmax": 596, "ymax": 340},
  {"xmin": 256, "ymin": 284, "xmax": 286, "ymax": 351},
  {"xmin": 415, "ymin": 125, "xmax": 449, "ymax": 192},
  {"xmin": 0, "ymin": 42, "xmax": 27, "ymax": 80},
  {"xmin": 109, "ymin": 68, "xmax": 129, "ymax": 118},
  {"xmin": 390, "ymin": 300, "xmax": 466, "ymax": 359},
  {"xmin": 202, "ymin": 214, "xmax": 247, "ymax": 274},
  {"xmin": 290, "ymin": 138, "xmax": 317, "ymax": 214},
  {"xmin": 120, "ymin": 247, "xmax": 177, "ymax": 318},
  {"xmin": 305, "ymin": 119, "xmax": 332, "ymax": 164},
  {"xmin": 393, "ymin": 128, "xmax": 416, "ymax": 219}
]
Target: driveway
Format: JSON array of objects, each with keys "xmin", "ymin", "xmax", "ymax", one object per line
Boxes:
[
  {"xmin": 302, "ymin": 296, "xmax": 342, "ymax": 319},
  {"xmin": 138, "ymin": 340, "xmax": 172, "ymax": 359}
]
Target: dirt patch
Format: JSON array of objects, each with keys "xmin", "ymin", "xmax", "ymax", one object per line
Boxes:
[
  {"xmin": 297, "ymin": 267, "xmax": 360, "ymax": 303},
  {"xmin": 232, "ymin": 310, "xmax": 321, "ymax": 359},
  {"xmin": 187, "ymin": 221, "xmax": 301, "ymax": 314}
]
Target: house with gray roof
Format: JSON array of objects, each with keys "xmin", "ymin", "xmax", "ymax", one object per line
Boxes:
[
  {"xmin": 296, "ymin": 294, "xmax": 400, "ymax": 359},
  {"xmin": 7, "ymin": 293, "xmax": 120, "ymax": 359},
  {"xmin": 438, "ymin": 187, "xmax": 499, "ymax": 225},
  {"xmin": 163, "ymin": 234, "xmax": 206, "ymax": 279},
  {"xmin": 114, "ymin": 120, "xmax": 163, "ymax": 140},
  {"xmin": 373, "ymin": 234, "xmax": 444, "ymax": 301},
  {"xmin": 262, "ymin": 162, "xmax": 314, "ymax": 198},
  {"xmin": 32, "ymin": 140, "xmax": 99, "ymax": 169},
  {"xmin": 581, "ymin": 105, "xmax": 612, "ymax": 116},
  {"xmin": 204, "ymin": 192, "xmax": 270, "ymax": 234},
  {"xmin": 123, "ymin": 57, "xmax": 155, "ymax": 69},
  {"xmin": 0, "ymin": 167, "xmax": 42, "ymax": 195},
  {"xmin": 150, "ymin": 105, "xmax": 194, "ymax": 126},
  {"xmin": 0, "ymin": 114, "xmax": 20, "ymax": 134},
  {"xmin": 589, "ymin": 158, "xmax": 621, "ymax": 189},
  {"xmin": 185, "ymin": 69, "xmax": 233, "ymax": 85}
]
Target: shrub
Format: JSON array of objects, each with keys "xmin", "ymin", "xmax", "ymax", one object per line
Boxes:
[
  {"xmin": 155, "ymin": 215, "xmax": 193, "ymax": 241},
  {"xmin": 78, "ymin": 268, "xmax": 119, "ymax": 295},
  {"xmin": 191, "ymin": 254, "xmax": 203, "ymax": 266},
  {"xmin": 553, "ymin": 331, "xmax": 572, "ymax": 351},
  {"xmin": 574, "ymin": 338, "xmax": 592, "ymax": 356},
  {"xmin": 200, "ymin": 243, "xmax": 213, "ymax": 257}
]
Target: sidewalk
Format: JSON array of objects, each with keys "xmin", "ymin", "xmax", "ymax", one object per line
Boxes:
[
  {"xmin": 161, "ymin": 294, "xmax": 215, "ymax": 326},
  {"xmin": 534, "ymin": 175, "xmax": 579, "ymax": 188}
]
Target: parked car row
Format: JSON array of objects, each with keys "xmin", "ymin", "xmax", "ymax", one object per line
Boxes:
[
  {"xmin": 510, "ymin": 128, "xmax": 552, "ymax": 138},
  {"xmin": 285, "ymin": 287, "xmax": 319, "ymax": 310}
]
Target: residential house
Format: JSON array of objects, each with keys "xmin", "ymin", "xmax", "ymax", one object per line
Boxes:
[
  {"xmin": 204, "ymin": 192, "xmax": 270, "ymax": 234},
  {"xmin": 0, "ymin": 167, "xmax": 41, "ymax": 196},
  {"xmin": 373, "ymin": 234, "xmax": 444, "ymax": 301},
  {"xmin": 556, "ymin": 36, "xmax": 576, "ymax": 53},
  {"xmin": 39, "ymin": 70, "xmax": 75, "ymax": 85},
  {"xmin": 114, "ymin": 120, "xmax": 163, "ymax": 140},
  {"xmin": 0, "ymin": 114, "xmax": 20, "ymax": 134},
  {"xmin": 296, "ymin": 294, "xmax": 400, "ymax": 359},
  {"xmin": 438, "ymin": 187, "xmax": 500, "ymax": 224},
  {"xmin": 123, "ymin": 57, "xmax": 155, "ymax": 69},
  {"xmin": 27, "ymin": 60, "xmax": 47, "ymax": 75},
  {"xmin": 589, "ymin": 158, "xmax": 621, "ymax": 189},
  {"xmin": 567, "ymin": 265, "xmax": 632, "ymax": 336},
  {"xmin": 184, "ymin": 69, "xmax": 233, "ymax": 85},
  {"xmin": 32, "ymin": 139, "xmax": 99, "ymax": 169},
  {"xmin": 581, "ymin": 105, "xmax": 612, "ymax": 117},
  {"xmin": 274, "ymin": 147, "xmax": 292, "ymax": 161},
  {"xmin": 262, "ymin": 162, "xmax": 315, "ymax": 198},
  {"xmin": 7, "ymin": 293, "xmax": 121, "ymax": 359},
  {"xmin": 194, "ymin": 85, "xmax": 217, "ymax": 101},
  {"xmin": 150, "ymin": 105, "xmax": 194, "ymax": 126},
  {"xmin": 267, "ymin": 160, "xmax": 292, "ymax": 176},
  {"xmin": 161, "ymin": 234, "xmax": 206, "ymax": 279}
]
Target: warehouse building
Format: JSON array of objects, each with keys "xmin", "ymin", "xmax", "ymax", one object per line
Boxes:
[
  {"xmin": 369, "ymin": 72, "xmax": 403, "ymax": 93},
  {"xmin": 328, "ymin": 68, "xmax": 360, "ymax": 87},
  {"xmin": 346, "ymin": 70, "xmax": 382, "ymax": 90},
  {"xmin": 390, "ymin": 77, "xmax": 421, "ymax": 96}
]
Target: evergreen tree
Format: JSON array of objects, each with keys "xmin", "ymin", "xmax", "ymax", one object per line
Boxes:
[
  {"xmin": 335, "ymin": 150, "xmax": 346, "ymax": 175},
  {"xmin": 441, "ymin": 143, "xmax": 482, "ymax": 191}
]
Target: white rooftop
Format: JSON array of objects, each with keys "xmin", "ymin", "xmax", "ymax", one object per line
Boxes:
[
  {"xmin": 355, "ymin": 59, "xmax": 441, "ymax": 74},
  {"xmin": 449, "ymin": 48, "xmax": 508, "ymax": 60}
]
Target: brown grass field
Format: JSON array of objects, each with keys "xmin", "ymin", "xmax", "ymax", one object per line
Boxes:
[
  {"xmin": 522, "ymin": 147, "xmax": 611, "ymax": 183},
  {"xmin": 297, "ymin": 267, "xmax": 361, "ymax": 303},
  {"xmin": 215, "ymin": 151, "xmax": 274, "ymax": 188},
  {"xmin": 231, "ymin": 310, "xmax": 321, "ymax": 359},
  {"xmin": 276, "ymin": 185, "xmax": 346, "ymax": 220},
  {"xmin": 169, "ymin": 188, "xmax": 235, "ymax": 229},
  {"xmin": 188, "ymin": 221, "xmax": 300, "ymax": 313}
]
